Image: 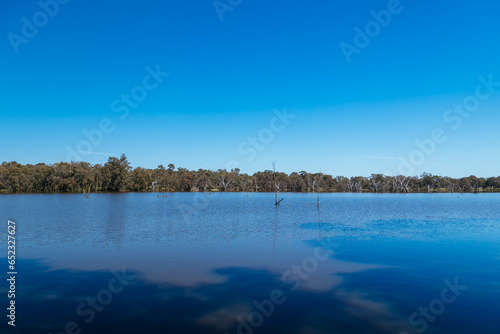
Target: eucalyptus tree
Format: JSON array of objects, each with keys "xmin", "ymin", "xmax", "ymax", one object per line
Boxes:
[
  {"xmin": 216, "ymin": 169, "xmax": 235, "ymax": 192},
  {"xmin": 101, "ymin": 154, "xmax": 131, "ymax": 192},
  {"xmin": 369, "ymin": 174, "xmax": 385, "ymax": 193}
]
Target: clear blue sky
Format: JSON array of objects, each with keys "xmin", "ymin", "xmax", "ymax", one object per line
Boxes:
[{"xmin": 1, "ymin": 0, "xmax": 500, "ymax": 177}]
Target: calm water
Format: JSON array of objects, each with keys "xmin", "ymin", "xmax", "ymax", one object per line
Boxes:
[{"xmin": 1, "ymin": 193, "xmax": 499, "ymax": 334}]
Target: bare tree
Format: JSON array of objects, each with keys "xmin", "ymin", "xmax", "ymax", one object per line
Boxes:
[
  {"xmin": 216, "ymin": 169, "xmax": 234, "ymax": 191},
  {"xmin": 195, "ymin": 170, "xmax": 211, "ymax": 193},
  {"xmin": 202, "ymin": 179, "xmax": 210, "ymax": 193},
  {"xmin": 307, "ymin": 173, "xmax": 322, "ymax": 208},
  {"xmin": 82, "ymin": 186, "xmax": 90, "ymax": 198},
  {"xmin": 272, "ymin": 161, "xmax": 284, "ymax": 206},
  {"xmin": 370, "ymin": 174, "xmax": 385, "ymax": 193},
  {"xmin": 189, "ymin": 174, "xmax": 201, "ymax": 192},
  {"xmin": 306, "ymin": 174, "xmax": 317, "ymax": 193},
  {"xmin": 371, "ymin": 179, "xmax": 381, "ymax": 193},
  {"xmin": 445, "ymin": 177, "xmax": 456, "ymax": 194},
  {"xmin": 151, "ymin": 179, "xmax": 159, "ymax": 192},
  {"xmin": 394, "ymin": 175, "xmax": 410, "ymax": 193},
  {"xmin": 347, "ymin": 177, "xmax": 362, "ymax": 193},
  {"xmin": 81, "ymin": 171, "xmax": 94, "ymax": 198},
  {"xmin": 240, "ymin": 176, "xmax": 252, "ymax": 196}
]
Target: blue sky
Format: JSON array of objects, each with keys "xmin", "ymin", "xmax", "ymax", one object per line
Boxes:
[{"xmin": 1, "ymin": 0, "xmax": 500, "ymax": 177}]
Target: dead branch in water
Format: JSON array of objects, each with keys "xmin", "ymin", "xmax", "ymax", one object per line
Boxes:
[{"xmin": 272, "ymin": 161, "xmax": 284, "ymax": 206}]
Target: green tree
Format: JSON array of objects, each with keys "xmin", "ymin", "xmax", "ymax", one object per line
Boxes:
[{"xmin": 102, "ymin": 154, "xmax": 131, "ymax": 192}]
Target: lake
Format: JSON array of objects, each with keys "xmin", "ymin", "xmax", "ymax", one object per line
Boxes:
[{"xmin": 1, "ymin": 193, "xmax": 499, "ymax": 334}]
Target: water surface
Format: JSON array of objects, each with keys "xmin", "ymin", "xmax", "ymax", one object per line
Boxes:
[{"xmin": 1, "ymin": 193, "xmax": 499, "ymax": 334}]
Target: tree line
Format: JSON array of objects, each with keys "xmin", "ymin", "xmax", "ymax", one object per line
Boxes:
[{"xmin": 1, "ymin": 154, "xmax": 499, "ymax": 194}]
